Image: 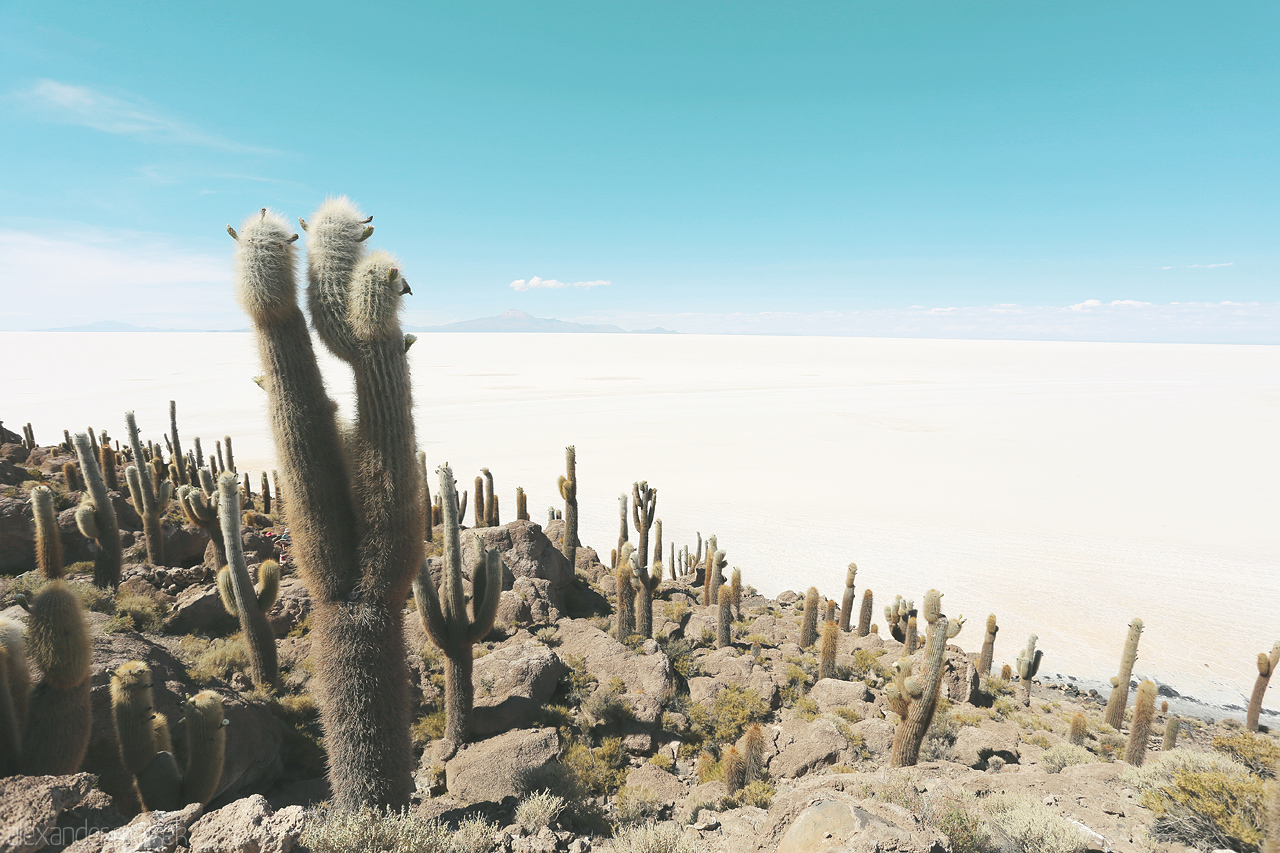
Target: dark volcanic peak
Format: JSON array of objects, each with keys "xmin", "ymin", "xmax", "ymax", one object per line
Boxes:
[{"xmin": 407, "ymin": 309, "xmax": 675, "ymax": 334}]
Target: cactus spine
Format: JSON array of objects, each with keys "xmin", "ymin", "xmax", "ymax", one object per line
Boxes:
[
  {"xmin": 125, "ymin": 411, "xmax": 173, "ymax": 566},
  {"xmin": 889, "ymin": 614, "xmax": 950, "ymax": 767},
  {"xmin": 1104, "ymin": 618, "xmax": 1143, "ymax": 729},
  {"xmin": 1016, "ymin": 635, "xmax": 1042, "ymax": 707},
  {"xmin": 838, "ymin": 563, "xmax": 856, "ymax": 632},
  {"xmin": 1069, "ymin": 712, "xmax": 1087, "ymax": 746},
  {"xmin": 414, "ymin": 464, "xmax": 501, "ymax": 751},
  {"xmin": 716, "ymin": 587, "xmax": 733, "ymax": 649},
  {"xmin": 233, "ymin": 200, "xmax": 424, "ymax": 810},
  {"xmin": 1247, "ymin": 641, "xmax": 1280, "ymax": 731},
  {"xmin": 215, "ymin": 473, "xmax": 278, "ymax": 688},
  {"xmin": 558, "ymin": 446, "xmax": 578, "ymax": 570},
  {"xmin": 1124, "ymin": 680, "xmax": 1157, "ymax": 766},
  {"xmin": 73, "ymin": 432, "xmax": 123, "ymax": 590},
  {"xmin": 800, "ymin": 587, "xmax": 820, "ymax": 648},
  {"xmin": 978, "ymin": 614, "xmax": 999, "ymax": 678},
  {"xmin": 857, "ymin": 589, "xmax": 873, "ymax": 637},
  {"xmin": 819, "ymin": 619, "xmax": 838, "ymax": 680},
  {"xmin": 110, "ymin": 662, "xmax": 228, "ymax": 810}
]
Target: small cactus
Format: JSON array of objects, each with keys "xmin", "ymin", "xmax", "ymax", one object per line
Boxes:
[
  {"xmin": 857, "ymin": 589, "xmax": 873, "ymax": 637},
  {"xmin": 214, "ymin": 477, "xmax": 279, "ymax": 689},
  {"xmin": 742, "ymin": 723, "xmax": 766, "ymax": 783},
  {"xmin": 904, "ymin": 615, "xmax": 918, "ymax": 654},
  {"xmin": 1247, "ymin": 641, "xmax": 1280, "ymax": 732},
  {"xmin": 558, "ymin": 446, "xmax": 578, "ymax": 569},
  {"xmin": 838, "ymin": 563, "xmax": 856, "ymax": 632},
  {"xmin": 730, "ymin": 567, "xmax": 742, "ymax": 620},
  {"xmin": 168, "ymin": 401, "xmax": 188, "ymax": 486},
  {"xmin": 615, "ymin": 544, "xmax": 636, "ymax": 642},
  {"xmin": 73, "ymin": 432, "xmax": 122, "ymax": 590},
  {"xmin": 1069, "ymin": 712, "xmax": 1087, "ymax": 746},
  {"xmin": 819, "ymin": 619, "xmax": 838, "ymax": 680},
  {"xmin": 800, "ymin": 587, "xmax": 820, "ymax": 648},
  {"xmin": 110, "ymin": 662, "xmax": 228, "ymax": 810},
  {"xmin": 1016, "ymin": 635, "xmax": 1042, "ymax": 707},
  {"xmin": 31, "ymin": 486, "xmax": 63, "ymax": 580},
  {"xmin": 515, "ymin": 486, "xmax": 528, "ymax": 521},
  {"xmin": 1124, "ymin": 680, "xmax": 1157, "ymax": 766},
  {"xmin": 716, "ymin": 587, "xmax": 733, "ymax": 649},
  {"xmin": 1163, "ymin": 715, "xmax": 1179, "ymax": 751},
  {"xmin": 415, "ymin": 465, "xmax": 502, "ymax": 750},
  {"xmin": 723, "ymin": 745, "xmax": 745, "ymax": 794},
  {"xmin": 978, "ymin": 614, "xmax": 999, "ymax": 678},
  {"xmin": 1103, "ymin": 618, "xmax": 1143, "ymax": 729}
]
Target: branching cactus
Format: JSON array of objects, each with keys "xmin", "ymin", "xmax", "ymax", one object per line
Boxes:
[
  {"xmin": 800, "ymin": 587, "xmax": 820, "ymax": 648},
  {"xmin": 615, "ymin": 543, "xmax": 636, "ymax": 641},
  {"xmin": 978, "ymin": 615, "xmax": 999, "ymax": 678},
  {"xmin": 178, "ymin": 481, "xmax": 226, "ymax": 569},
  {"xmin": 1104, "ymin": 618, "xmax": 1143, "ymax": 729},
  {"xmin": 214, "ymin": 473, "xmax": 278, "ymax": 689},
  {"xmin": 232, "ymin": 200, "xmax": 424, "ymax": 810},
  {"xmin": 73, "ymin": 432, "xmax": 123, "ymax": 590},
  {"xmin": 921, "ymin": 589, "xmax": 964, "ymax": 646},
  {"xmin": 631, "ymin": 481, "xmax": 657, "ymax": 571},
  {"xmin": 110, "ymin": 662, "xmax": 227, "ymax": 811},
  {"xmin": 839, "ymin": 563, "xmax": 857, "ymax": 632},
  {"xmin": 1124, "ymin": 680, "xmax": 1157, "ymax": 766},
  {"xmin": 888, "ymin": 614, "xmax": 950, "ymax": 767},
  {"xmin": 558, "ymin": 446, "xmax": 578, "ymax": 570},
  {"xmin": 717, "ymin": 587, "xmax": 733, "ymax": 649},
  {"xmin": 124, "ymin": 411, "xmax": 173, "ymax": 566},
  {"xmin": 857, "ymin": 589, "xmax": 873, "ymax": 637},
  {"xmin": 2, "ymin": 491, "xmax": 93, "ymax": 775},
  {"xmin": 819, "ymin": 619, "xmax": 838, "ymax": 680},
  {"xmin": 1247, "ymin": 641, "xmax": 1280, "ymax": 731},
  {"xmin": 414, "ymin": 465, "xmax": 501, "ymax": 752},
  {"xmin": 1016, "ymin": 635, "xmax": 1042, "ymax": 707}
]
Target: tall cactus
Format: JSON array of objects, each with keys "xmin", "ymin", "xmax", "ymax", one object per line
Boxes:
[
  {"xmin": 474, "ymin": 475, "xmax": 486, "ymax": 528},
  {"xmin": 414, "ymin": 464, "xmax": 501, "ymax": 751},
  {"xmin": 716, "ymin": 587, "xmax": 733, "ymax": 649},
  {"xmin": 1016, "ymin": 635, "xmax": 1042, "ymax": 707},
  {"xmin": 168, "ymin": 401, "xmax": 188, "ymax": 486},
  {"xmin": 921, "ymin": 589, "xmax": 964, "ymax": 646},
  {"xmin": 110, "ymin": 662, "xmax": 227, "ymax": 810},
  {"xmin": 417, "ymin": 452, "xmax": 432, "ymax": 543},
  {"xmin": 482, "ymin": 468, "xmax": 496, "ymax": 527},
  {"xmin": 730, "ymin": 567, "xmax": 742, "ymax": 620},
  {"xmin": 631, "ymin": 481, "xmax": 656, "ymax": 573},
  {"xmin": 1104, "ymin": 618, "xmax": 1143, "ymax": 729},
  {"xmin": 124, "ymin": 411, "xmax": 173, "ymax": 566},
  {"xmin": 178, "ymin": 478, "xmax": 226, "ymax": 569},
  {"xmin": 616, "ymin": 493, "xmax": 629, "ymax": 566},
  {"xmin": 73, "ymin": 432, "xmax": 123, "ymax": 590},
  {"xmin": 232, "ymin": 200, "xmax": 424, "ymax": 810},
  {"xmin": 978, "ymin": 614, "xmax": 999, "ymax": 678},
  {"xmin": 819, "ymin": 619, "xmax": 838, "ymax": 680},
  {"xmin": 631, "ymin": 511, "xmax": 663, "ymax": 639},
  {"xmin": 857, "ymin": 589, "xmax": 873, "ymax": 637},
  {"xmin": 838, "ymin": 563, "xmax": 856, "ymax": 632},
  {"xmin": 558, "ymin": 446, "xmax": 578, "ymax": 570},
  {"xmin": 1124, "ymin": 680, "xmax": 1157, "ymax": 766},
  {"xmin": 615, "ymin": 544, "xmax": 636, "ymax": 641},
  {"xmin": 214, "ymin": 473, "xmax": 278, "ymax": 689},
  {"xmin": 888, "ymin": 613, "xmax": 950, "ymax": 767},
  {"xmin": 3, "ymin": 487, "xmax": 93, "ymax": 775},
  {"xmin": 703, "ymin": 544, "xmax": 725, "ymax": 607},
  {"xmin": 800, "ymin": 587, "xmax": 820, "ymax": 648},
  {"xmin": 515, "ymin": 487, "xmax": 527, "ymax": 521},
  {"xmin": 1247, "ymin": 642, "xmax": 1280, "ymax": 731}
]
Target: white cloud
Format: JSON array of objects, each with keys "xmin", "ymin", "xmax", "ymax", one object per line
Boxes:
[
  {"xmin": 509, "ymin": 276, "xmax": 610, "ymax": 292},
  {"xmin": 1069, "ymin": 299, "xmax": 1102, "ymax": 311},
  {"xmin": 11, "ymin": 80, "xmax": 272, "ymax": 153},
  {"xmin": 1188, "ymin": 262, "xmax": 1233, "ymax": 269},
  {"xmin": 1109, "ymin": 300, "xmax": 1151, "ymax": 307}
]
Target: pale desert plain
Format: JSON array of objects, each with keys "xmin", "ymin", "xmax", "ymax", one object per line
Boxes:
[{"xmin": 3, "ymin": 329, "xmax": 1277, "ymax": 716}]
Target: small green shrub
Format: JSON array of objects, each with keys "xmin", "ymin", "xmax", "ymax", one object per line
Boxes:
[
  {"xmin": 298, "ymin": 805, "xmax": 450, "ymax": 853},
  {"xmin": 688, "ymin": 685, "xmax": 769, "ymax": 744},
  {"xmin": 616, "ymin": 785, "xmax": 663, "ymax": 825},
  {"xmin": 1212, "ymin": 731, "xmax": 1280, "ymax": 779},
  {"xmin": 736, "ymin": 779, "xmax": 774, "ymax": 809},
  {"xmin": 586, "ymin": 678, "xmax": 634, "ymax": 726},
  {"xmin": 1040, "ymin": 744, "xmax": 1093, "ymax": 774},
  {"xmin": 114, "ymin": 592, "xmax": 167, "ymax": 633},
  {"xmin": 515, "ymin": 790, "xmax": 566, "ymax": 831},
  {"xmin": 649, "ymin": 754, "xmax": 674, "ymax": 772},
  {"xmin": 608, "ymin": 821, "xmax": 699, "ymax": 853},
  {"xmin": 411, "ymin": 711, "xmax": 446, "ymax": 746},
  {"xmin": 188, "ymin": 634, "xmax": 250, "ymax": 684},
  {"xmin": 983, "ymin": 793, "xmax": 1089, "ymax": 853},
  {"xmin": 795, "ymin": 697, "xmax": 819, "ymax": 720}
]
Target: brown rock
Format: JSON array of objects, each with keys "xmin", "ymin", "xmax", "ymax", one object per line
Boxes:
[
  {"xmin": 472, "ymin": 641, "xmax": 567, "ymax": 737},
  {"xmin": 64, "ymin": 802, "xmax": 202, "ymax": 853},
  {"xmin": 0, "ymin": 773, "xmax": 95, "ymax": 853},
  {"xmin": 444, "ymin": 727, "xmax": 560, "ymax": 804},
  {"xmin": 623, "ymin": 762, "xmax": 688, "ymax": 805},
  {"xmin": 555, "ymin": 620, "xmax": 674, "ymax": 726},
  {"xmin": 163, "ymin": 583, "xmax": 237, "ymax": 635},
  {"xmin": 770, "ymin": 719, "xmax": 846, "ymax": 779},
  {"xmin": 187, "ymin": 794, "xmax": 305, "ymax": 853}
]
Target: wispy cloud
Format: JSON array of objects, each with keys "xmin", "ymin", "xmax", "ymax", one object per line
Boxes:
[
  {"xmin": 10, "ymin": 80, "xmax": 273, "ymax": 154},
  {"xmin": 1159, "ymin": 262, "xmax": 1234, "ymax": 270},
  {"xmin": 509, "ymin": 276, "xmax": 610, "ymax": 292}
]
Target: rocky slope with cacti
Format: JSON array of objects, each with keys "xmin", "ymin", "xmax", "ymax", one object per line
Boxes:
[{"xmin": 0, "ymin": 197, "xmax": 1275, "ymax": 853}]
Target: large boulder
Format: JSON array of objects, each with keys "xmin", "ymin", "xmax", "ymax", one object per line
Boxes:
[
  {"xmin": 757, "ymin": 777, "xmax": 947, "ymax": 853},
  {"xmin": 555, "ymin": 620, "xmax": 674, "ymax": 726},
  {"xmin": 808, "ymin": 679, "xmax": 873, "ymax": 715},
  {"xmin": 472, "ymin": 641, "xmax": 567, "ymax": 737},
  {"xmin": 770, "ymin": 719, "xmax": 846, "ymax": 779},
  {"xmin": 444, "ymin": 727, "xmax": 560, "ymax": 804},
  {"xmin": 622, "ymin": 762, "xmax": 688, "ymax": 806},
  {"xmin": 464, "ymin": 520, "xmax": 572, "ymax": 596},
  {"xmin": 64, "ymin": 802, "xmax": 203, "ymax": 853},
  {"xmin": 951, "ymin": 724, "xmax": 1021, "ymax": 770},
  {"xmin": 83, "ymin": 629, "xmax": 285, "ymax": 816},
  {"xmin": 495, "ymin": 577, "xmax": 562, "ymax": 627},
  {"xmin": 187, "ymin": 794, "xmax": 305, "ymax": 853},
  {"xmin": 0, "ymin": 773, "xmax": 96, "ymax": 853},
  {"xmin": 164, "ymin": 583, "xmax": 238, "ymax": 635}
]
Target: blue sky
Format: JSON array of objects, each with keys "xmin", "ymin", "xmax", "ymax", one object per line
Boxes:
[{"xmin": 1, "ymin": 2, "xmax": 1277, "ymax": 340}]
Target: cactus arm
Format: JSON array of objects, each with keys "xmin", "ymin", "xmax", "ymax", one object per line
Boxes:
[
  {"xmin": 978, "ymin": 615, "xmax": 999, "ymax": 677},
  {"xmin": 436, "ymin": 466, "xmax": 468, "ymax": 635},
  {"xmin": 1104, "ymin": 618, "xmax": 1143, "ymax": 728},
  {"xmin": 256, "ymin": 560, "xmax": 281, "ymax": 612},
  {"xmin": 217, "ymin": 473, "xmax": 277, "ymax": 688},
  {"xmin": 412, "ymin": 559, "xmax": 449, "ymax": 650},
  {"xmin": 418, "ymin": 452, "xmax": 432, "ymax": 542},
  {"xmin": 110, "ymin": 661, "xmax": 160, "ymax": 776},
  {"xmin": 1246, "ymin": 640, "xmax": 1280, "ymax": 731},
  {"xmin": 234, "ymin": 208, "xmax": 359, "ymax": 603},
  {"xmin": 890, "ymin": 615, "xmax": 949, "ymax": 767},
  {"xmin": 216, "ymin": 568, "xmax": 238, "ymax": 616},
  {"xmin": 466, "ymin": 545, "xmax": 502, "ymax": 644}
]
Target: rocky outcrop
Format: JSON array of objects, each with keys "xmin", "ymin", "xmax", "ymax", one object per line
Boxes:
[
  {"xmin": 472, "ymin": 641, "xmax": 567, "ymax": 737},
  {"xmin": 444, "ymin": 727, "xmax": 560, "ymax": 804},
  {"xmin": 555, "ymin": 620, "xmax": 675, "ymax": 726},
  {"xmin": 755, "ymin": 777, "xmax": 947, "ymax": 853},
  {"xmin": 64, "ymin": 802, "xmax": 203, "ymax": 853},
  {"xmin": 186, "ymin": 795, "xmax": 305, "ymax": 853},
  {"xmin": 0, "ymin": 773, "xmax": 96, "ymax": 853}
]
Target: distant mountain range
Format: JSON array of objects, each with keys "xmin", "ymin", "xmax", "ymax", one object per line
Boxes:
[{"xmin": 407, "ymin": 309, "xmax": 675, "ymax": 334}]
